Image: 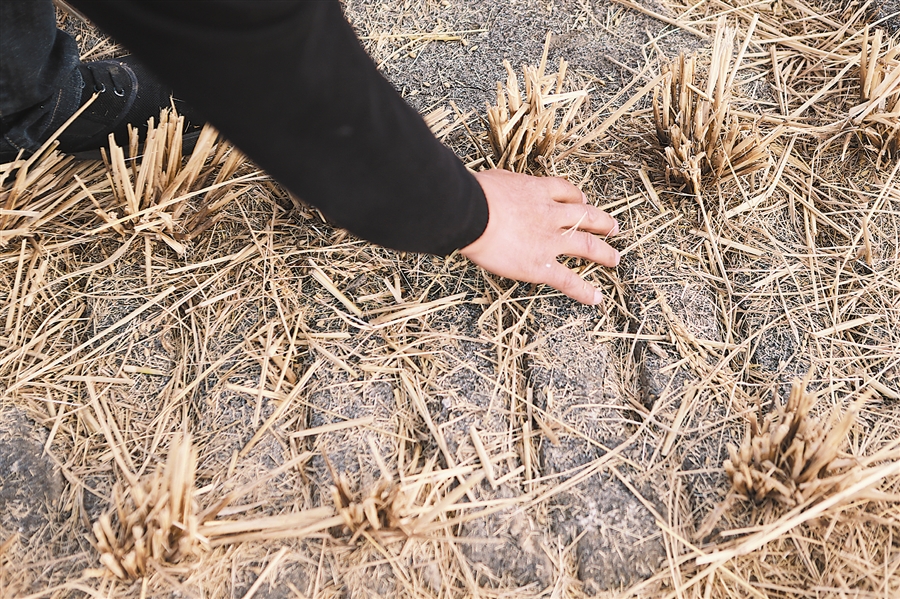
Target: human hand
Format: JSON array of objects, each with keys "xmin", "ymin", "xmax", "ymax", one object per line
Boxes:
[{"xmin": 460, "ymin": 169, "xmax": 620, "ymax": 305}]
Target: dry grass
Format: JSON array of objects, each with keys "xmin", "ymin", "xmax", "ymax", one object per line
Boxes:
[
  {"xmin": 653, "ymin": 17, "xmax": 776, "ymax": 191},
  {"xmin": 853, "ymin": 26, "xmax": 900, "ymax": 165},
  {"xmin": 1, "ymin": 0, "xmax": 899, "ymax": 598},
  {"xmin": 725, "ymin": 376, "xmax": 870, "ymax": 507},
  {"xmin": 88, "ymin": 433, "xmax": 202, "ymax": 580},
  {"xmin": 485, "ymin": 33, "xmax": 590, "ymax": 172},
  {"xmin": 0, "ymin": 110, "xmax": 257, "ymax": 252},
  {"xmin": 695, "ymin": 375, "xmax": 886, "ymax": 539}
]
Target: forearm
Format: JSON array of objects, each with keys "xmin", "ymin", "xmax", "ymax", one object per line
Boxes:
[{"xmin": 68, "ymin": 0, "xmax": 488, "ymax": 255}]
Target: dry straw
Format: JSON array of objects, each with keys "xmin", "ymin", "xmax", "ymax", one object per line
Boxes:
[
  {"xmin": 1, "ymin": 108, "xmax": 260, "ymax": 252},
  {"xmin": 485, "ymin": 33, "xmax": 589, "ymax": 172},
  {"xmin": 423, "ymin": 104, "xmax": 471, "ymax": 142},
  {"xmin": 730, "ymin": 376, "xmax": 869, "ymax": 503},
  {"xmin": 325, "ymin": 446, "xmax": 492, "ymax": 544},
  {"xmin": 3, "ymin": 1, "xmax": 900, "ymax": 597},
  {"xmin": 98, "ymin": 112, "xmax": 250, "ymax": 253},
  {"xmin": 86, "ymin": 435, "xmax": 340, "ymax": 580},
  {"xmin": 89, "ymin": 433, "xmax": 202, "ymax": 580},
  {"xmin": 696, "ymin": 373, "xmax": 882, "ymax": 539},
  {"xmin": 851, "ymin": 25, "xmax": 900, "ymax": 166},
  {"xmin": 653, "ymin": 16, "xmax": 775, "ymax": 191},
  {"xmin": 87, "ymin": 431, "xmax": 495, "ymax": 580}
]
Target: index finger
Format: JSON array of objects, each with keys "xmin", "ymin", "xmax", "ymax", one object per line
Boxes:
[{"xmin": 542, "ymin": 261, "xmax": 604, "ymax": 305}]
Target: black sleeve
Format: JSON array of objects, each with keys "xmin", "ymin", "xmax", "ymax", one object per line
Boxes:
[{"xmin": 68, "ymin": 0, "xmax": 488, "ymax": 255}]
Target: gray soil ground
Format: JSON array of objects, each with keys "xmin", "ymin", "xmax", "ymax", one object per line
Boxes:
[
  {"xmin": 0, "ymin": 408, "xmax": 63, "ymax": 541},
  {"xmin": 880, "ymin": 0, "xmax": 900, "ymax": 33}
]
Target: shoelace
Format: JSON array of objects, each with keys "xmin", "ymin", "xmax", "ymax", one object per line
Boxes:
[{"xmin": 81, "ymin": 64, "xmax": 127, "ymax": 97}]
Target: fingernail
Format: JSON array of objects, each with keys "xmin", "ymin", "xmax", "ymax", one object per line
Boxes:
[
  {"xmin": 593, "ymin": 289, "xmax": 604, "ymax": 304},
  {"xmin": 612, "ymin": 220, "xmax": 620, "ymax": 235},
  {"xmin": 615, "ymin": 250, "xmax": 621, "ymax": 266},
  {"xmin": 581, "ymin": 191, "xmax": 588, "ymax": 204}
]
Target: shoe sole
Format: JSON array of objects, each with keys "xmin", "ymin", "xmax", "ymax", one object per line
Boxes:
[{"xmin": 70, "ymin": 129, "xmax": 204, "ymax": 161}]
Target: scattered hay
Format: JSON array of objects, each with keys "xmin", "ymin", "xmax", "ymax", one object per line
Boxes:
[
  {"xmin": 0, "ymin": 151, "xmax": 102, "ymax": 247},
  {"xmin": 653, "ymin": 17, "xmax": 774, "ymax": 191},
  {"xmin": 3, "ymin": 1, "xmax": 900, "ymax": 597}
]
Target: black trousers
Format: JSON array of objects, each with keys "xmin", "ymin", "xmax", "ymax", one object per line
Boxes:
[
  {"xmin": 0, "ymin": 0, "xmax": 84, "ymax": 158},
  {"xmin": 0, "ymin": 0, "xmax": 487, "ymax": 256}
]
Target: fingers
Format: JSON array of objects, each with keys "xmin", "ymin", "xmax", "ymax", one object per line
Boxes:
[
  {"xmin": 465, "ymin": 169, "xmax": 621, "ymax": 307},
  {"xmin": 541, "ymin": 176, "xmax": 585, "ymax": 204},
  {"xmin": 559, "ymin": 230, "xmax": 620, "ymax": 267},
  {"xmin": 543, "ymin": 262, "xmax": 603, "ymax": 305},
  {"xmin": 556, "ymin": 203, "xmax": 619, "ymax": 236}
]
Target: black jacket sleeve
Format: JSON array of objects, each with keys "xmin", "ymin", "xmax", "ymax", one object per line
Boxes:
[{"xmin": 68, "ymin": 0, "xmax": 488, "ymax": 255}]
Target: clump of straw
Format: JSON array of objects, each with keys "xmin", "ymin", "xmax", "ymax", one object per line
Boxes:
[
  {"xmin": 98, "ymin": 110, "xmax": 249, "ymax": 254},
  {"xmin": 485, "ymin": 33, "xmax": 589, "ymax": 172},
  {"xmin": 697, "ymin": 376, "xmax": 870, "ymax": 538},
  {"xmin": 850, "ymin": 26, "xmax": 900, "ymax": 166},
  {"xmin": 88, "ymin": 439, "xmax": 346, "ymax": 579},
  {"xmin": 200, "ymin": 454, "xmax": 486, "ymax": 551},
  {"xmin": 88, "ymin": 431, "xmax": 492, "ymax": 580},
  {"xmin": 653, "ymin": 17, "xmax": 774, "ymax": 192},
  {"xmin": 725, "ymin": 377, "xmax": 869, "ymax": 506},
  {"xmin": 324, "ymin": 440, "xmax": 489, "ymax": 545},
  {"xmin": 1, "ymin": 108, "xmax": 253, "ymax": 251},
  {"xmin": 88, "ymin": 437, "xmax": 339, "ymax": 579},
  {"xmin": 330, "ymin": 470, "xmax": 414, "ymax": 544},
  {"xmin": 90, "ymin": 434, "xmax": 202, "ymax": 580}
]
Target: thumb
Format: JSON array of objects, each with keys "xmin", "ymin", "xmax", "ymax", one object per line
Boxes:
[{"xmin": 543, "ymin": 262, "xmax": 603, "ymax": 305}]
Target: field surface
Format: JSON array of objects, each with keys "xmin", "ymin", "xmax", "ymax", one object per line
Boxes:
[{"xmin": 1, "ymin": 1, "xmax": 899, "ymax": 598}]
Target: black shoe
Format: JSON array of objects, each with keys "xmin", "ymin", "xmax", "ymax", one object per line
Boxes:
[{"xmin": 56, "ymin": 56, "xmax": 205, "ymax": 159}]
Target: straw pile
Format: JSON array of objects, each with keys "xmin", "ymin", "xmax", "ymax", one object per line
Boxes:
[
  {"xmin": 330, "ymin": 470, "xmax": 411, "ymax": 542},
  {"xmin": 327, "ymin": 453, "xmax": 491, "ymax": 544},
  {"xmin": 86, "ymin": 433, "xmax": 340, "ymax": 581},
  {"xmin": 852, "ymin": 26, "xmax": 900, "ymax": 165},
  {"xmin": 653, "ymin": 18, "xmax": 775, "ymax": 191},
  {"xmin": 485, "ymin": 33, "xmax": 590, "ymax": 172}
]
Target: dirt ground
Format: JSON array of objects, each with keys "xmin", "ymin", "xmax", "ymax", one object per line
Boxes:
[{"xmin": 2, "ymin": 1, "xmax": 899, "ymax": 598}]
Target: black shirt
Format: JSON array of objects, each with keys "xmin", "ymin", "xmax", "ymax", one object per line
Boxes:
[{"xmin": 70, "ymin": 0, "xmax": 489, "ymax": 255}]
